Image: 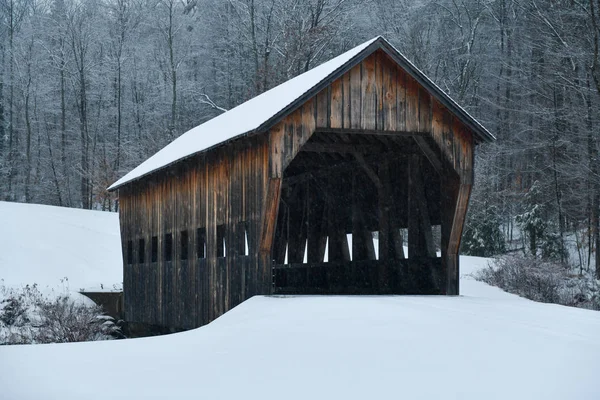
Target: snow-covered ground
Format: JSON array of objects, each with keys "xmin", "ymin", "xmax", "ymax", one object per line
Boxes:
[
  {"xmin": 1, "ymin": 255, "xmax": 599, "ymax": 400},
  {"xmin": 0, "ymin": 201, "xmax": 122, "ymax": 294}
]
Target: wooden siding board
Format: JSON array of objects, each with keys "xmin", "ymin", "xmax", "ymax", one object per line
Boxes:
[
  {"xmin": 349, "ymin": 64, "xmax": 361, "ymax": 129},
  {"xmin": 330, "ymin": 79, "xmax": 343, "ymax": 129},
  {"xmin": 361, "ymin": 57, "xmax": 377, "ymax": 130},
  {"xmin": 382, "ymin": 54, "xmax": 397, "ymax": 131},
  {"xmin": 405, "ymin": 75, "xmax": 419, "ymax": 132}
]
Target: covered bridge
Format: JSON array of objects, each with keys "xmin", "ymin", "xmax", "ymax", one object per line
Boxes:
[{"xmin": 109, "ymin": 36, "xmax": 495, "ymax": 330}]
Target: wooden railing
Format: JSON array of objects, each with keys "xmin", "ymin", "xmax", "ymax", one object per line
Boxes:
[{"xmin": 272, "ymin": 257, "xmax": 443, "ymax": 295}]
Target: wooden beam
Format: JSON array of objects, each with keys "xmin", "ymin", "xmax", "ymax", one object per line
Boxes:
[
  {"xmin": 408, "ymin": 156, "xmax": 435, "ymax": 258},
  {"xmin": 441, "ymin": 172, "xmax": 472, "ymax": 295},
  {"xmin": 392, "ymin": 229, "xmax": 405, "ymax": 259},
  {"xmin": 412, "ymin": 164, "xmax": 436, "ymax": 258},
  {"xmin": 307, "ymin": 184, "xmax": 327, "ymax": 263},
  {"xmin": 353, "ymin": 153, "xmax": 383, "ymax": 190},
  {"xmin": 316, "ymin": 128, "xmax": 425, "ymax": 137},
  {"xmin": 352, "ymin": 173, "xmax": 376, "ymax": 262},
  {"xmin": 413, "ymin": 136, "xmax": 443, "ymax": 174},
  {"xmin": 272, "ymin": 203, "xmax": 287, "ymax": 264},
  {"xmin": 301, "ymin": 142, "xmax": 385, "ymax": 154},
  {"xmin": 378, "ymin": 160, "xmax": 391, "ymax": 292},
  {"xmin": 287, "ymin": 182, "xmax": 307, "ymax": 264},
  {"xmin": 260, "ymin": 178, "xmax": 282, "ymax": 253},
  {"xmin": 327, "ymin": 174, "xmax": 351, "ymax": 262}
]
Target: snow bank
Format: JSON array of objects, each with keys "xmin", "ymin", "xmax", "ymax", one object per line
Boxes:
[
  {"xmin": 0, "ymin": 201, "xmax": 122, "ymax": 293},
  {"xmin": 1, "ymin": 256, "xmax": 598, "ymax": 400}
]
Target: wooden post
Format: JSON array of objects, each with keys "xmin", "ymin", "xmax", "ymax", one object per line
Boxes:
[
  {"xmin": 287, "ymin": 182, "xmax": 307, "ymax": 264},
  {"xmin": 307, "ymin": 181, "xmax": 327, "ymax": 263},
  {"xmin": 259, "ymin": 177, "xmax": 282, "ymax": 294},
  {"xmin": 408, "ymin": 156, "xmax": 424, "ymax": 258},
  {"xmin": 352, "ymin": 172, "xmax": 376, "ymax": 261},
  {"xmin": 378, "ymin": 160, "xmax": 391, "ymax": 292},
  {"xmin": 408, "ymin": 155, "xmax": 435, "ymax": 258},
  {"xmin": 441, "ymin": 172, "xmax": 472, "ymax": 295},
  {"xmin": 328, "ymin": 173, "xmax": 351, "ymax": 262}
]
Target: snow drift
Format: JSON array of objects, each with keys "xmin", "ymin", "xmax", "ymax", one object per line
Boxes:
[
  {"xmin": 1, "ymin": 256, "xmax": 599, "ymax": 400},
  {"xmin": 0, "ymin": 201, "xmax": 122, "ymax": 293}
]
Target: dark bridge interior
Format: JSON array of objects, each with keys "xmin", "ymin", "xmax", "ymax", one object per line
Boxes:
[{"xmin": 272, "ymin": 130, "xmax": 444, "ymax": 294}]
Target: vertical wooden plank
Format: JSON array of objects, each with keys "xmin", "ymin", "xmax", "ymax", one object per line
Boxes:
[
  {"xmin": 361, "ymin": 57, "xmax": 376, "ymax": 130},
  {"xmin": 396, "ymin": 68, "xmax": 407, "ymax": 131},
  {"xmin": 375, "ymin": 51, "xmax": 384, "ymax": 130},
  {"xmin": 307, "ymin": 178, "xmax": 326, "ymax": 263},
  {"xmin": 419, "ymin": 88, "xmax": 432, "ymax": 133},
  {"xmin": 441, "ymin": 172, "xmax": 471, "ymax": 295},
  {"xmin": 431, "ymin": 99, "xmax": 445, "ymax": 151},
  {"xmin": 316, "ymin": 88, "xmax": 329, "ymax": 128},
  {"xmin": 330, "ymin": 78, "xmax": 343, "ymax": 129},
  {"xmin": 349, "ymin": 64, "xmax": 361, "ymax": 129},
  {"xmin": 352, "ymin": 172, "xmax": 376, "ymax": 262},
  {"xmin": 408, "ymin": 155, "xmax": 424, "ymax": 258},
  {"xmin": 260, "ymin": 178, "xmax": 282, "ymax": 254},
  {"xmin": 342, "ymin": 72, "xmax": 351, "ymax": 129},
  {"xmin": 378, "ymin": 160, "xmax": 392, "ymax": 292},
  {"xmin": 405, "ymin": 75, "xmax": 419, "ymax": 132},
  {"xmin": 301, "ymin": 98, "xmax": 316, "ymax": 147},
  {"xmin": 382, "ymin": 54, "xmax": 397, "ymax": 131}
]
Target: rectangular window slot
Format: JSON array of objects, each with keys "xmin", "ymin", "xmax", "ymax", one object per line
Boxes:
[
  {"xmin": 197, "ymin": 228, "xmax": 206, "ymax": 259},
  {"xmin": 151, "ymin": 236, "xmax": 158, "ymax": 263},
  {"xmin": 138, "ymin": 238, "xmax": 145, "ymax": 264},
  {"xmin": 432, "ymin": 225, "xmax": 441, "ymax": 256},
  {"xmin": 127, "ymin": 240, "xmax": 133, "ymax": 265},
  {"xmin": 237, "ymin": 221, "xmax": 249, "ymax": 256},
  {"xmin": 165, "ymin": 233, "xmax": 173, "ymax": 262},
  {"xmin": 372, "ymin": 231, "xmax": 379, "ymax": 260},
  {"xmin": 180, "ymin": 230, "xmax": 189, "ymax": 260},
  {"xmin": 217, "ymin": 224, "xmax": 226, "ymax": 258}
]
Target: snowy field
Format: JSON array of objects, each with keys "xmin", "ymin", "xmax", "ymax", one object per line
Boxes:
[
  {"xmin": 0, "ymin": 201, "xmax": 122, "ymax": 294},
  {"xmin": 1, "ymin": 255, "xmax": 599, "ymax": 400}
]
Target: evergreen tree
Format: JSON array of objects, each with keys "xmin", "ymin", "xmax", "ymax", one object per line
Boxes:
[{"xmin": 462, "ymin": 202, "xmax": 505, "ymax": 257}]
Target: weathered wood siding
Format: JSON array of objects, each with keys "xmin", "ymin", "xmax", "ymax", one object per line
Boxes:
[
  {"xmin": 120, "ymin": 136, "xmax": 270, "ymax": 329},
  {"xmin": 118, "ymin": 49, "xmax": 478, "ymax": 330},
  {"xmin": 268, "ymin": 50, "xmax": 473, "ymax": 183}
]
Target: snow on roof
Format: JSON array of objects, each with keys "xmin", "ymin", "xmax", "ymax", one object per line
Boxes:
[
  {"xmin": 108, "ymin": 37, "xmax": 380, "ymax": 190},
  {"xmin": 109, "ymin": 36, "xmax": 494, "ymax": 191}
]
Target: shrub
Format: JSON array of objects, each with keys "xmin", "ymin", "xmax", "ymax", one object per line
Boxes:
[
  {"xmin": 476, "ymin": 254, "xmax": 600, "ymax": 310},
  {"xmin": 0, "ymin": 285, "xmax": 122, "ymax": 345}
]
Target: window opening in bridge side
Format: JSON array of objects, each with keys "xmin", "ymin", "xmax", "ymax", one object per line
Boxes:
[
  {"xmin": 180, "ymin": 230, "xmax": 189, "ymax": 260},
  {"xmin": 237, "ymin": 221, "xmax": 249, "ymax": 256},
  {"xmin": 197, "ymin": 227, "xmax": 206, "ymax": 259},
  {"xmin": 127, "ymin": 240, "xmax": 133, "ymax": 265},
  {"xmin": 138, "ymin": 238, "xmax": 145, "ymax": 264},
  {"xmin": 165, "ymin": 233, "xmax": 173, "ymax": 262},
  {"xmin": 216, "ymin": 224, "xmax": 226, "ymax": 257},
  {"xmin": 433, "ymin": 225, "xmax": 441, "ymax": 257},
  {"xmin": 372, "ymin": 231, "xmax": 379, "ymax": 260},
  {"xmin": 151, "ymin": 236, "xmax": 158, "ymax": 263}
]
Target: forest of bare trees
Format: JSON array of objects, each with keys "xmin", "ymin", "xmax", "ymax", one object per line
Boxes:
[{"xmin": 1, "ymin": 0, "xmax": 599, "ymax": 276}]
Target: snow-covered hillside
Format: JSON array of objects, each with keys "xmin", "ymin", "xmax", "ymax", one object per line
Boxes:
[
  {"xmin": 1, "ymin": 256, "xmax": 599, "ymax": 400},
  {"xmin": 0, "ymin": 201, "xmax": 122, "ymax": 293}
]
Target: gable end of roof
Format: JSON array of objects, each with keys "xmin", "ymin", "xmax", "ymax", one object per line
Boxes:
[{"xmin": 109, "ymin": 36, "xmax": 494, "ymax": 191}]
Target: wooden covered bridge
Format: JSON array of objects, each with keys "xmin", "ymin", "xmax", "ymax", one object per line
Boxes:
[{"xmin": 109, "ymin": 36, "xmax": 495, "ymax": 330}]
